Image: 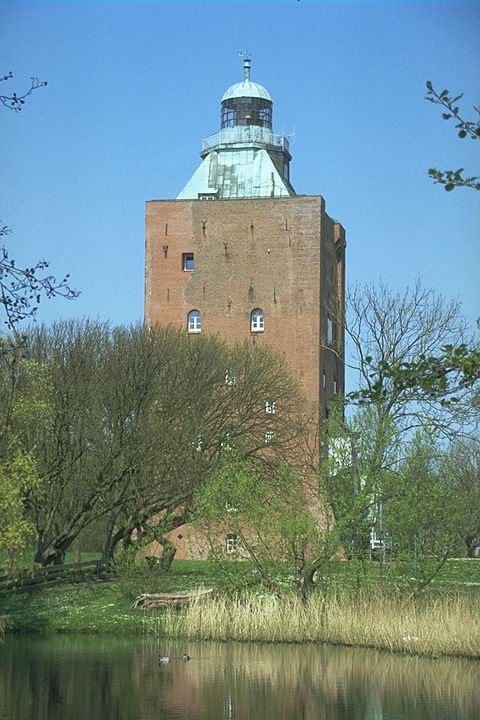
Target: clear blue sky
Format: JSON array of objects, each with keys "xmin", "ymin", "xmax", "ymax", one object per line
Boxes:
[{"xmin": 1, "ymin": 1, "xmax": 479, "ymax": 346}]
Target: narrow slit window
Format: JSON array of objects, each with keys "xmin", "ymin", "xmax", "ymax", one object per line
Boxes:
[
  {"xmin": 226, "ymin": 534, "xmax": 237, "ymax": 553},
  {"xmin": 327, "ymin": 317, "xmax": 334, "ymax": 344}
]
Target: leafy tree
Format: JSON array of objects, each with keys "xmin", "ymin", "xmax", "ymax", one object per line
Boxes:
[
  {"xmin": 322, "ymin": 397, "xmax": 399, "ymax": 562},
  {"xmin": 10, "ymin": 320, "xmax": 304, "ymax": 566},
  {"xmin": 425, "ymin": 81, "xmax": 480, "ymax": 191},
  {"xmin": 440, "ymin": 439, "xmax": 480, "ymax": 557},
  {"xmin": 99, "ymin": 327, "xmax": 307, "ymax": 567},
  {"xmin": 321, "ymin": 405, "xmax": 466, "ymax": 590},
  {"xmin": 0, "ymin": 341, "xmax": 50, "ymax": 566},
  {"xmin": 346, "ymin": 279, "xmax": 477, "ymax": 438},
  {"xmin": 324, "ymin": 280, "xmax": 477, "ymax": 583},
  {"xmin": 382, "ymin": 431, "xmax": 461, "ymax": 589},
  {"xmin": 377, "ymin": 342, "xmax": 480, "ymax": 406},
  {"xmin": 0, "ymin": 450, "xmax": 39, "ymax": 566},
  {"xmin": 195, "ymin": 453, "xmax": 337, "ymax": 600}
]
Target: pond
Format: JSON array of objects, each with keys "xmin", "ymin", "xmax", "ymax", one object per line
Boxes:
[{"xmin": 1, "ymin": 634, "xmax": 479, "ymax": 720}]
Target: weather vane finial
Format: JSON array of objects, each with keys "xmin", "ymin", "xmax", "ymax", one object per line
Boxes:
[{"xmin": 238, "ymin": 51, "xmax": 252, "ymax": 81}]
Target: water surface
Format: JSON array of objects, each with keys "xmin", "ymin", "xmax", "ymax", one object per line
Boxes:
[{"xmin": 1, "ymin": 634, "xmax": 478, "ymax": 720}]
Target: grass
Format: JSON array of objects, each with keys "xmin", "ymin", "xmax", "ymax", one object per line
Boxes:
[
  {"xmin": 1, "ymin": 558, "xmax": 479, "ymax": 658},
  {"xmin": 161, "ymin": 589, "xmax": 480, "ymax": 659}
]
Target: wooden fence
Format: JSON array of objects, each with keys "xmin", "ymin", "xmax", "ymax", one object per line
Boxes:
[{"xmin": 0, "ymin": 559, "xmax": 112, "ymax": 592}]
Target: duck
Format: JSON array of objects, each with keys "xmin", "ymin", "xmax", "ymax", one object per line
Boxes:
[{"xmin": 159, "ymin": 653, "xmax": 190, "ymax": 663}]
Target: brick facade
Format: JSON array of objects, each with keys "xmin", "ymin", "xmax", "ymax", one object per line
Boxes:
[
  {"xmin": 143, "ymin": 61, "xmax": 346, "ymax": 559},
  {"xmin": 145, "ymin": 194, "xmax": 345, "ymax": 417}
]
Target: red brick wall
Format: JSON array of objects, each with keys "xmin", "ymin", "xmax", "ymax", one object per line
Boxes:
[{"xmin": 145, "ymin": 195, "xmax": 345, "ymax": 414}]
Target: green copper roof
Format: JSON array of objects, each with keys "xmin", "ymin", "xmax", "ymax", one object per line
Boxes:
[
  {"xmin": 221, "ymin": 58, "xmax": 272, "ymax": 103},
  {"xmin": 221, "ymin": 80, "xmax": 272, "ymax": 103},
  {"xmin": 176, "ymin": 59, "xmax": 293, "ymax": 200},
  {"xmin": 177, "ymin": 147, "xmax": 292, "ymax": 200}
]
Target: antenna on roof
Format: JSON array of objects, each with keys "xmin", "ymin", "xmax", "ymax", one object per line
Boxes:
[{"xmin": 238, "ymin": 51, "xmax": 252, "ymax": 81}]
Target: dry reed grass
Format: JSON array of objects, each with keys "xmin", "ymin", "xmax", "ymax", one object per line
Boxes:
[{"xmin": 162, "ymin": 590, "xmax": 480, "ymax": 658}]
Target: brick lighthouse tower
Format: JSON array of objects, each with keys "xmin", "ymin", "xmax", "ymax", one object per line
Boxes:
[{"xmin": 145, "ymin": 59, "xmax": 345, "ymax": 420}]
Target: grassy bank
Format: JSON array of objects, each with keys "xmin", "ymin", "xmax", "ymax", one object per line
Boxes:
[{"xmin": 1, "ymin": 558, "xmax": 479, "ymax": 659}]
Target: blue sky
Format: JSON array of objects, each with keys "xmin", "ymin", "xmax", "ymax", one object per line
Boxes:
[{"xmin": 1, "ymin": 1, "xmax": 479, "ymax": 352}]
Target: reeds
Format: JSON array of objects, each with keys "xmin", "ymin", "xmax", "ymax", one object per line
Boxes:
[{"xmin": 161, "ymin": 589, "xmax": 480, "ymax": 658}]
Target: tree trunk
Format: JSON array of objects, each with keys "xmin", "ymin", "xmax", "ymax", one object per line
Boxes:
[
  {"xmin": 301, "ymin": 566, "xmax": 317, "ymax": 604},
  {"xmin": 159, "ymin": 537, "xmax": 177, "ymax": 572},
  {"xmin": 101, "ymin": 510, "xmax": 125, "ymax": 562}
]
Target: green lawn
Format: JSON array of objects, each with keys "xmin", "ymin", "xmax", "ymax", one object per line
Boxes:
[{"xmin": 1, "ymin": 558, "xmax": 479, "ymax": 635}]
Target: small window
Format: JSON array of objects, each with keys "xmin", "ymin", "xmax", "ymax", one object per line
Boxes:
[
  {"xmin": 221, "ymin": 429, "xmax": 232, "ymax": 449},
  {"xmin": 221, "ymin": 107, "xmax": 236, "ymax": 129},
  {"xmin": 225, "ymin": 370, "xmax": 236, "ymax": 386},
  {"xmin": 251, "ymin": 308, "xmax": 264, "ymax": 332},
  {"xmin": 188, "ymin": 310, "xmax": 201, "ymax": 333},
  {"xmin": 333, "ymin": 378, "xmax": 338, "ymax": 394},
  {"xmin": 322, "ymin": 371, "xmax": 327, "ymax": 389},
  {"xmin": 183, "ymin": 253, "xmax": 194, "ymax": 271},
  {"xmin": 264, "ymin": 430, "xmax": 275, "ymax": 444},
  {"xmin": 226, "ymin": 534, "xmax": 237, "ymax": 553},
  {"xmin": 327, "ymin": 317, "xmax": 334, "ymax": 344},
  {"xmin": 265, "ymin": 399, "xmax": 275, "ymax": 414}
]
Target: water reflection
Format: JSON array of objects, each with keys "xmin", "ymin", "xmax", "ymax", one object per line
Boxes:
[{"xmin": 1, "ymin": 634, "xmax": 479, "ymax": 720}]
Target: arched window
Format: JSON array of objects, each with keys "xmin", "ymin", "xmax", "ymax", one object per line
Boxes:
[
  {"xmin": 251, "ymin": 308, "xmax": 264, "ymax": 332},
  {"xmin": 188, "ymin": 310, "xmax": 202, "ymax": 333}
]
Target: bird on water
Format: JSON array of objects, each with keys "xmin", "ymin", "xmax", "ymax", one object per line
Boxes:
[{"xmin": 159, "ymin": 653, "xmax": 190, "ymax": 663}]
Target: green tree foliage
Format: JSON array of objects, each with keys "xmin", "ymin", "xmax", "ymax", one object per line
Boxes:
[
  {"xmin": 382, "ymin": 431, "xmax": 461, "ymax": 588},
  {"xmin": 425, "ymin": 81, "xmax": 480, "ymax": 191},
  {"xmin": 440, "ymin": 440, "xmax": 480, "ymax": 557},
  {"xmin": 4, "ymin": 320, "xmax": 305, "ymax": 566},
  {"xmin": 321, "ymin": 398, "xmax": 399, "ymax": 562},
  {"xmin": 0, "ymin": 339, "xmax": 49, "ymax": 565},
  {"xmin": 346, "ymin": 280, "xmax": 477, "ymax": 437},
  {"xmin": 195, "ymin": 452, "xmax": 336, "ymax": 599},
  {"xmin": 0, "ymin": 450, "xmax": 39, "ymax": 564},
  {"xmin": 325, "ymin": 281, "xmax": 478, "ymax": 581}
]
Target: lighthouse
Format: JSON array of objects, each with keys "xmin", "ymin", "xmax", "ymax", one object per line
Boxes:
[
  {"xmin": 145, "ymin": 59, "xmax": 345, "ymax": 418},
  {"xmin": 177, "ymin": 58, "xmax": 294, "ymax": 200}
]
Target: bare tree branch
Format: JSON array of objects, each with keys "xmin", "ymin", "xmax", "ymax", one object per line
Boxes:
[{"xmin": 0, "ymin": 72, "xmax": 47, "ymax": 112}]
